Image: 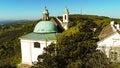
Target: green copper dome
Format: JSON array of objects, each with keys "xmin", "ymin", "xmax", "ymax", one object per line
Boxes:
[{"xmin": 34, "ymin": 21, "xmax": 58, "ymax": 33}]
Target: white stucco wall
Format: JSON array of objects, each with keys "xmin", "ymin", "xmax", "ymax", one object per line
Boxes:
[
  {"xmin": 97, "ymin": 32, "xmax": 120, "ymax": 57},
  {"xmin": 21, "ymin": 40, "xmax": 32, "ymax": 65},
  {"xmin": 64, "ymin": 24, "xmax": 68, "ymax": 30},
  {"xmin": 20, "ymin": 39, "xmax": 56, "ymax": 65},
  {"xmin": 31, "ymin": 41, "xmax": 45, "ymax": 62}
]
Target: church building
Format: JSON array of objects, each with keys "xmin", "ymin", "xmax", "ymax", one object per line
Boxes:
[
  {"xmin": 19, "ymin": 6, "xmax": 69, "ymax": 65},
  {"xmin": 97, "ymin": 21, "xmax": 120, "ymax": 62}
]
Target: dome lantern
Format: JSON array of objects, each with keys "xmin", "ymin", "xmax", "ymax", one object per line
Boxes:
[{"xmin": 42, "ymin": 6, "xmax": 49, "ymax": 21}]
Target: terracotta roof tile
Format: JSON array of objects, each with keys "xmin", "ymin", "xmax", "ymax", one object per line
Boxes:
[{"xmin": 98, "ymin": 24, "xmax": 115, "ymax": 40}]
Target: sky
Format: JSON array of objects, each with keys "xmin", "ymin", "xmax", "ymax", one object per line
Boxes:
[{"xmin": 0, "ymin": 0, "xmax": 120, "ymax": 20}]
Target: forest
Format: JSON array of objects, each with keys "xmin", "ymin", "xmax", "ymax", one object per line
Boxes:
[
  {"xmin": 0, "ymin": 20, "xmax": 38, "ymax": 68},
  {"xmin": 0, "ymin": 14, "xmax": 120, "ymax": 68}
]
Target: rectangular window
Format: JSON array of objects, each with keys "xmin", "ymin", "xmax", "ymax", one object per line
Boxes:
[{"xmin": 34, "ymin": 42, "xmax": 40, "ymax": 48}]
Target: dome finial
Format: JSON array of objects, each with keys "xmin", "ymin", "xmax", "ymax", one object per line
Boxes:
[
  {"xmin": 44, "ymin": 0, "xmax": 46, "ymax": 8},
  {"xmin": 65, "ymin": 0, "xmax": 68, "ymax": 8},
  {"xmin": 44, "ymin": 6, "xmax": 47, "ymax": 11}
]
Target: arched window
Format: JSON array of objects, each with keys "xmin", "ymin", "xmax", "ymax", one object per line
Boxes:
[
  {"xmin": 34, "ymin": 42, "xmax": 40, "ymax": 48},
  {"xmin": 65, "ymin": 15, "xmax": 67, "ymax": 20}
]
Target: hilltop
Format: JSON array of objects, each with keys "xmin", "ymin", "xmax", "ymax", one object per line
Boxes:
[{"xmin": 0, "ymin": 14, "xmax": 120, "ymax": 68}]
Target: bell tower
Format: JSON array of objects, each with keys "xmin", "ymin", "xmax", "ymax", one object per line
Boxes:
[
  {"xmin": 63, "ymin": 7, "xmax": 69, "ymax": 23},
  {"xmin": 63, "ymin": 7, "xmax": 69, "ymax": 30}
]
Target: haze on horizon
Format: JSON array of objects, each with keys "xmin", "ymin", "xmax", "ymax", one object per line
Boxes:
[{"xmin": 0, "ymin": 0, "xmax": 120, "ymax": 20}]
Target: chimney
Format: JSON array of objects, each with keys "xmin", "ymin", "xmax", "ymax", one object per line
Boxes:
[
  {"xmin": 110, "ymin": 21, "xmax": 117, "ymax": 32},
  {"xmin": 110, "ymin": 21, "xmax": 114, "ymax": 26},
  {"xmin": 116, "ymin": 24, "xmax": 120, "ymax": 31}
]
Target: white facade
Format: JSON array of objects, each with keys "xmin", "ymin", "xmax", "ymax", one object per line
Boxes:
[
  {"xmin": 20, "ymin": 39, "xmax": 56, "ymax": 65},
  {"xmin": 97, "ymin": 32, "xmax": 120, "ymax": 57}
]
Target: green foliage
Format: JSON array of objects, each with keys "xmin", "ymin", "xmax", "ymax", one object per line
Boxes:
[
  {"xmin": 67, "ymin": 60, "xmax": 82, "ymax": 68},
  {"xmin": 0, "ymin": 21, "xmax": 37, "ymax": 67}
]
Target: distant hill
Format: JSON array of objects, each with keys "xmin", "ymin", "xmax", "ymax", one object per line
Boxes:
[{"xmin": 0, "ymin": 20, "xmax": 35, "ymax": 24}]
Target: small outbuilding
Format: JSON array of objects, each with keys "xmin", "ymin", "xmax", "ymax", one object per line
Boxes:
[{"xmin": 97, "ymin": 21, "xmax": 120, "ymax": 62}]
